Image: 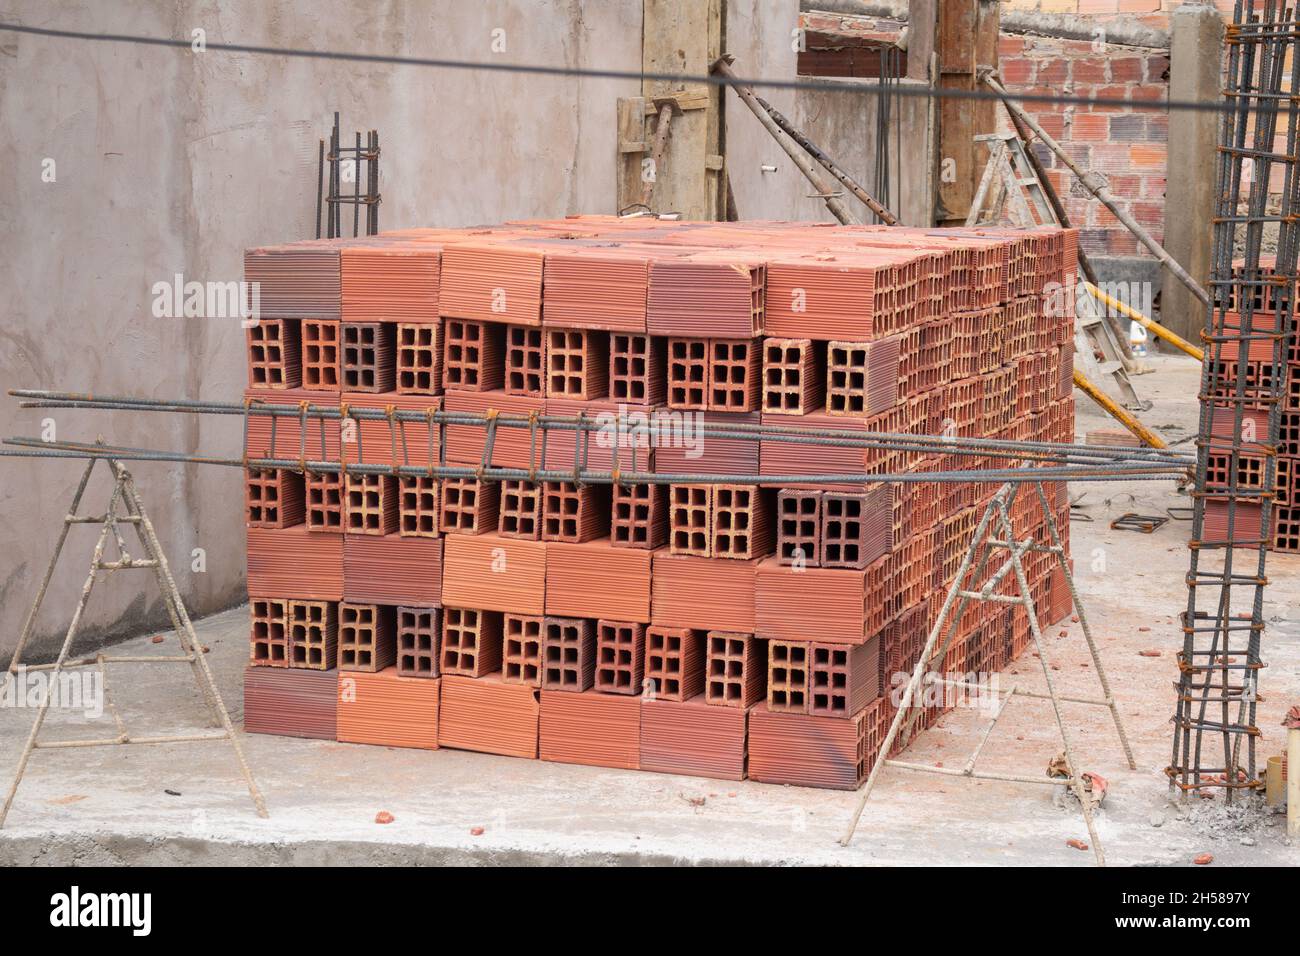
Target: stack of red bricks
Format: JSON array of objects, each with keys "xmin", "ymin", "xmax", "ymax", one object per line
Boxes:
[
  {"xmin": 240, "ymin": 216, "xmax": 1077, "ymax": 788},
  {"xmin": 1204, "ymin": 257, "xmax": 1300, "ymax": 554}
]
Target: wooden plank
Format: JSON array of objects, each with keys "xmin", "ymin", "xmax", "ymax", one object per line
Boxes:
[
  {"xmin": 915, "ymin": 0, "xmax": 999, "ymax": 225},
  {"xmin": 640, "ymin": 0, "xmax": 724, "ymax": 219},
  {"xmin": 616, "ymin": 96, "xmax": 649, "ymax": 213}
]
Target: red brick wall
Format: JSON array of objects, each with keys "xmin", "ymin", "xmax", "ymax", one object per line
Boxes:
[
  {"xmin": 796, "ymin": 12, "xmax": 1171, "ymax": 261},
  {"xmin": 998, "ymin": 34, "xmax": 1170, "ymax": 259}
]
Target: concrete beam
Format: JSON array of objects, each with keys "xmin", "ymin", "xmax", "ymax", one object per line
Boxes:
[
  {"xmin": 1162, "ymin": 3, "xmax": 1222, "ymax": 341},
  {"xmin": 799, "ymin": 1, "xmax": 1171, "ymax": 49}
]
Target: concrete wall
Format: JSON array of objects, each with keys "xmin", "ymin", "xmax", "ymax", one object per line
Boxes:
[
  {"xmin": 728, "ymin": 0, "xmax": 933, "ymax": 225},
  {"xmin": 0, "ymin": 0, "xmax": 927, "ymax": 665},
  {"xmin": 0, "ymin": 0, "xmax": 642, "ymax": 664}
]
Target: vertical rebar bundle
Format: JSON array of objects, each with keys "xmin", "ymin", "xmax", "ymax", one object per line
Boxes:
[
  {"xmin": 1169, "ymin": 0, "xmax": 1299, "ymax": 798},
  {"xmin": 316, "ymin": 112, "xmax": 381, "ymax": 239}
]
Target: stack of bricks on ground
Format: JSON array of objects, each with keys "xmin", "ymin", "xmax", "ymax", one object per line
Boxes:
[
  {"xmin": 1206, "ymin": 256, "xmax": 1300, "ymax": 555},
  {"xmin": 241, "ymin": 216, "xmax": 1077, "ymax": 789}
]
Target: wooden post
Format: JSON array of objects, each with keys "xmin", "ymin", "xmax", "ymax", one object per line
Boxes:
[
  {"xmin": 909, "ymin": 0, "xmax": 1000, "ymax": 226},
  {"xmin": 616, "ymin": 0, "xmax": 726, "ymax": 218}
]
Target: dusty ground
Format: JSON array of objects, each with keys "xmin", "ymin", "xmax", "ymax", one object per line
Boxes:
[{"xmin": 0, "ymin": 355, "xmax": 1296, "ymax": 866}]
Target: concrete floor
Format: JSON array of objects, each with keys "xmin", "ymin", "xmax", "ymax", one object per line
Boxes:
[{"xmin": 1, "ymin": 355, "xmax": 1297, "ymax": 866}]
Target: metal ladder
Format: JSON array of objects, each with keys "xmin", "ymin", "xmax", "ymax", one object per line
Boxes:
[{"xmin": 967, "ymin": 132, "xmax": 1146, "ymax": 411}]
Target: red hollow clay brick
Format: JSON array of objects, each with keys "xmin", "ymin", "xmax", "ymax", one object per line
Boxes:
[
  {"xmin": 396, "ymin": 606, "xmax": 441, "ymax": 678},
  {"xmin": 245, "ymin": 467, "xmax": 306, "ymax": 529},
  {"xmin": 344, "ymin": 473, "xmax": 399, "ymax": 536},
  {"xmin": 243, "ymin": 387, "xmax": 342, "ymax": 464},
  {"xmin": 437, "ymin": 674, "xmax": 539, "ymax": 758},
  {"xmin": 755, "ymin": 559, "xmax": 872, "ymax": 644},
  {"xmin": 306, "ymin": 471, "xmax": 345, "ymax": 533},
  {"xmin": 502, "ymin": 612, "xmax": 545, "ymax": 686},
  {"xmin": 440, "ymin": 606, "xmax": 504, "ymax": 677},
  {"xmin": 711, "ymin": 484, "xmax": 773, "ymax": 560},
  {"xmin": 777, "ymin": 488, "xmax": 821, "ymax": 566},
  {"xmin": 504, "ymin": 324, "xmax": 546, "ymax": 396},
  {"xmin": 244, "ymin": 666, "xmax": 337, "ymax": 740},
  {"xmin": 654, "ymin": 410, "xmax": 760, "ymax": 478},
  {"xmin": 646, "ymin": 253, "xmax": 764, "ymax": 338},
  {"xmin": 336, "ymin": 668, "xmax": 440, "ymax": 749},
  {"xmin": 301, "ymin": 319, "xmax": 342, "ymax": 391},
  {"xmin": 250, "ymin": 597, "xmax": 290, "ymax": 667},
  {"xmin": 810, "ymin": 636, "xmax": 881, "ymax": 718},
  {"xmin": 542, "ymin": 481, "xmax": 609, "ymax": 542},
  {"xmin": 595, "ymin": 620, "xmax": 646, "ymax": 695},
  {"xmin": 443, "ymin": 390, "xmax": 546, "ymax": 470},
  {"xmin": 398, "ymin": 475, "xmax": 440, "ymax": 538},
  {"xmin": 611, "ymin": 482, "xmax": 669, "ymax": 550},
  {"xmin": 439, "ymin": 241, "xmax": 544, "ymax": 326},
  {"xmin": 338, "ymin": 602, "xmax": 397, "ymax": 672},
  {"xmin": 651, "ymin": 552, "xmax": 758, "ymax": 633},
  {"xmin": 670, "ymin": 483, "xmax": 712, "ymax": 556},
  {"xmin": 541, "ymin": 244, "xmax": 650, "ymax": 332},
  {"xmin": 247, "ymin": 525, "xmax": 344, "ymax": 601},
  {"xmin": 539, "ymin": 689, "xmax": 640, "ymax": 770},
  {"xmin": 762, "ymin": 337, "xmax": 823, "ymax": 415},
  {"xmin": 341, "ymin": 242, "xmax": 440, "ymax": 324},
  {"xmin": 542, "ymin": 616, "xmax": 597, "ymax": 692},
  {"xmin": 341, "ymin": 321, "xmax": 396, "ymax": 392},
  {"xmin": 666, "ymin": 337, "xmax": 710, "ymax": 410},
  {"xmin": 439, "ymin": 477, "xmax": 500, "ymax": 535},
  {"xmin": 820, "ymin": 487, "xmax": 892, "ymax": 570},
  {"xmin": 342, "ymin": 533, "xmax": 442, "ymax": 607},
  {"xmin": 547, "ymin": 328, "xmax": 609, "ymax": 400},
  {"xmin": 826, "ymin": 337, "xmax": 901, "ymax": 417},
  {"xmin": 396, "ymin": 322, "xmax": 442, "ymax": 395},
  {"xmin": 246, "ymin": 318, "xmax": 301, "ymax": 390},
  {"xmin": 287, "ymin": 599, "xmax": 337, "ymax": 670},
  {"xmin": 544, "ymin": 539, "xmax": 652, "ymax": 623},
  {"xmin": 442, "ymin": 319, "xmax": 505, "ymax": 391},
  {"xmin": 748, "ymin": 699, "xmax": 886, "ymax": 790},
  {"xmin": 640, "ymin": 695, "xmax": 747, "ymax": 781},
  {"xmin": 498, "ymin": 479, "xmax": 544, "ymax": 539},
  {"xmin": 767, "ymin": 639, "xmax": 811, "ymax": 713},
  {"xmin": 709, "ymin": 338, "xmax": 762, "ymax": 412},
  {"xmin": 645, "ymin": 625, "xmax": 705, "ymax": 702},
  {"xmin": 610, "ymin": 333, "xmax": 666, "ymax": 406},
  {"xmin": 338, "ymin": 392, "xmax": 442, "ymax": 469},
  {"xmin": 706, "ymin": 631, "xmax": 766, "ymax": 709},
  {"xmin": 442, "ymin": 533, "xmax": 547, "ymax": 615}
]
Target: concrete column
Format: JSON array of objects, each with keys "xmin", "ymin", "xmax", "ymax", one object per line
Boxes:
[{"xmin": 1163, "ymin": 3, "xmax": 1223, "ymax": 342}]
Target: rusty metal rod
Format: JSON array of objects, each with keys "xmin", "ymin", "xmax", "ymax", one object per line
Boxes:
[
  {"xmin": 984, "ymin": 71, "xmax": 1211, "ymax": 307},
  {"xmin": 749, "ymin": 91, "xmax": 900, "ymax": 224},
  {"xmin": 711, "ymin": 55, "xmax": 862, "ymax": 225}
]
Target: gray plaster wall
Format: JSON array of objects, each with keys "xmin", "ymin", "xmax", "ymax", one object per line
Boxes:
[
  {"xmin": 0, "ymin": 0, "xmax": 923, "ymax": 664},
  {"xmin": 0, "ymin": 0, "xmax": 642, "ymax": 664}
]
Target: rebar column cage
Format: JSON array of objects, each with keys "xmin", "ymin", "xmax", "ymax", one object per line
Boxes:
[
  {"xmin": 316, "ymin": 111, "xmax": 380, "ymax": 240},
  {"xmin": 1169, "ymin": 0, "xmax": 1300, "ymax": 798}
]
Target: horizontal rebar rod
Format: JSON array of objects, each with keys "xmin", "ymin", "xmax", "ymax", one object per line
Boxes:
[
  {"xmin": 0, "ymin": 438, "xmax": 1185, "ymax": 484},
  {"xmin": 9, "ymin": 389, "xmax": 1194, "ymax": 468}
]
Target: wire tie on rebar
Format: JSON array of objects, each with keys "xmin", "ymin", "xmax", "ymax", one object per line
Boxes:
[
  {"xmin": 298, "ymin": 401, "xmax": 310, "ymax": 473},
  {"xmin": 527, "ymin": 409, "xmax": 540, "ymax": 483},
  {"xmin": 386, "ymin": 405, "xmax": 401, "ymax": 476}
]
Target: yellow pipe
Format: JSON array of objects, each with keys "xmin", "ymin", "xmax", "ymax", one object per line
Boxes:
[
  {"xmin": 1082, "ymin": 281, "xmax": 1204, "ymax": 361},
  {"xmin": 1072, "ymin": 368, "xmax": 1168, "ymax": 449}
]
